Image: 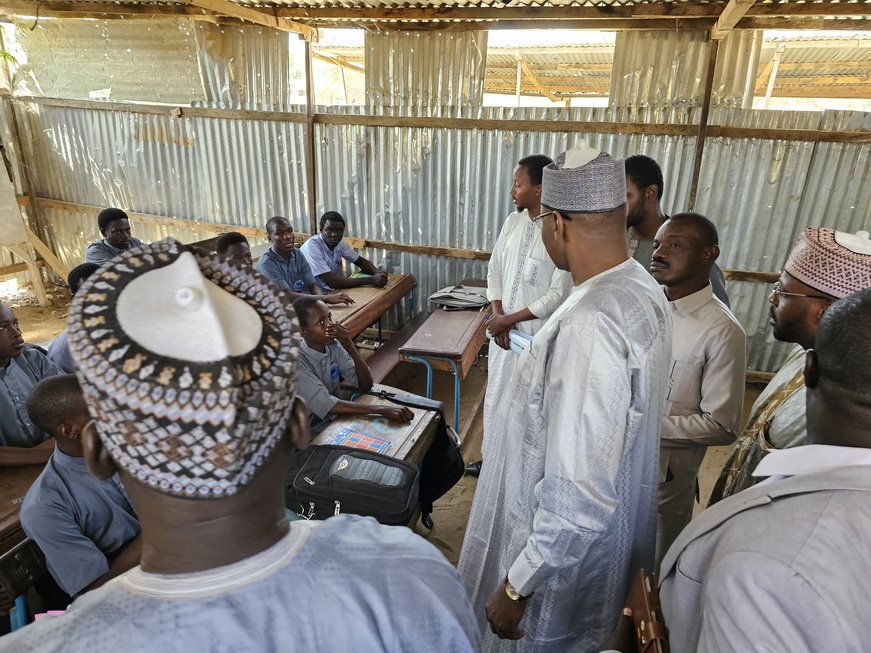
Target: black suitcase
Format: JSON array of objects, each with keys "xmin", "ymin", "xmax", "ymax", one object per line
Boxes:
[{"xmin": 286, "ymin": 445, "xmax": 420, "ymax": 526}]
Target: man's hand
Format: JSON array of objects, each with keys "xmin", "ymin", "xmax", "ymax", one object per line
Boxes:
[
  {"xmin": 377, "ymin": 406, "xmax": 415, "ymax": 422},
  {"xmin": 494, "ymin": 331, "xmax": 511, "ymax": 350},
  {"xmin": 369, "ymin": 272, "xmax": 388, "ymax": 288},
  {"xmin": 324, "ymin": 291, "xmax": 354, "ymax": 305},
  {"xmin": 485, "ymin": 583, "xmax": 526, "ymax": 640},
  {"xmin": 487, "ymin": 313, "xmax": 515, "ymax": 337},
  {"xmin": 325, "ymin": 323, "xmax": 354, "ymax": 349}
]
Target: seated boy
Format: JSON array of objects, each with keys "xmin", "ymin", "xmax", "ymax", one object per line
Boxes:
[
  {"xmin": 256, "ymin": 216, "xmax": 352, "ymax": 305},
  {"xmin": 215, "ymin": 231, "xmax": 253, "ymax": 267},
  {"xmin": 47, "ymin": 263, "xmax": 101, "ymax": 374},
  {"xmin": 293, "ymin": 297, "xmax": 413, "ymax": 434},
  {"xmin": 300, "ymin": 211, "xmax": 388, "ymax": 292},
  {"xmin": 0, "ymin": 302, "xmax": 60, "ymax": 467},
  {"xmin": 20, "ymin": 375, "xmax": 141, "ymax": 598}
]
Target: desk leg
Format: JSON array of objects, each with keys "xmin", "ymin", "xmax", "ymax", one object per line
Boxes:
[
  {"xmin": 405, "ymin": 355, "xmax": 461, "ymax": 433},
  {"xmin": 10, "ymin": 594, "xmax": 27, "ymax": 631},
  {"xmin": 406, "ymin": 356, "xmax": 435, "ymax": 399}
]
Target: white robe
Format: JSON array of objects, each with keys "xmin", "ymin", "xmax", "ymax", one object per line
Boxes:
[
  {"xmin": 459, "ymin": 258, "xmax": 672, "ymax": 653},
  {"xmin": 483, "ymin": 210, "xmax": 573, "ymax": 470}
]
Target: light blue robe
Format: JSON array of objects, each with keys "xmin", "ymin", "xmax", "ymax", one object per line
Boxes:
[
  {"xmin": 3, "ymin": 515, "xmax": 481, "ymax": 653},
  {"xmin": 459, "ymin": 258, "xmax": 671, "ymax": 653}
]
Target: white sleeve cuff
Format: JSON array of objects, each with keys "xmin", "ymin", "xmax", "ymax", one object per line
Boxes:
[{"xmin": 507, "ymin": 554, "xmax": 537, "ymax": 597}]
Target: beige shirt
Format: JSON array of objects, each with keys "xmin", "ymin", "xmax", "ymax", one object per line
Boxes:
[{"xmin": 661, "ymin": 283, "xmax": 746, "ymax": 448}]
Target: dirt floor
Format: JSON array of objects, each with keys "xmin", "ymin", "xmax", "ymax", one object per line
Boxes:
[{"xmin": 5, "ymin": 279, "xmax": 763, "ymax": 567}]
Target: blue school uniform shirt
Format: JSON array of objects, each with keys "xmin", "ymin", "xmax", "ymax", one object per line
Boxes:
[
  {"xmin": 255, "ymin": 247, "xmax": 317, "ymax": 293},
  {"xmin": 20, "ymin": 447, "xmax": 140, "ymax": 597},
  {"xmin": 300, "ymin": 235, "xmax": 360, "ymax": 292},
  {"xmin": 296, "ymin": 340, "xmax": 358, "ymax": 434},
  {"xmin": 0, "ymin": 346, "xmax": 60, "ymax": 448},
  {"xmin": 84, "ymin": 238, "xmax": 143, "ymax": 266}
]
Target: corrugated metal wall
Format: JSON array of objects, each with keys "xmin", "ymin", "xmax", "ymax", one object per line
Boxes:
[
  {"xmin": 365, "ymin": 31, "xmax": 487, "ymax": 110},
  {"xmin": 14, "ymin": 19, "xmax": 203, "ymax": 104},
  {"xmin": 611, "ymin": 30, "xmax": 762, "ymax": 111},
  {"xmin": 9, "ymin": 22, "xmax": 871, "ymax": 372}
]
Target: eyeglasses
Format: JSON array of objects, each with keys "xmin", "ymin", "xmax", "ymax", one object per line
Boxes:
[
  {"xmin": 771, "ymin": 281, "xmax": 834, "ymax": 302},
  {"xmin": 531, "ymin": 210, "xmax": 573, "ymax": 223}
]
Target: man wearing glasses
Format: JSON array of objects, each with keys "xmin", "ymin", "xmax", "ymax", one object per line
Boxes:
[{"xmin": 709, "ymin": 227, "xmax": 871, "ymax": 503}]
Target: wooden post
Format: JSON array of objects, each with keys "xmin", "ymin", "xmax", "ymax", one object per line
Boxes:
[
  {"xmin": 304, "ymin": 39, "xmax": 318, "ymax": 236},
  {"xmin": 688, "ymin": 39, "xmax": 720, "ymax": 211}
]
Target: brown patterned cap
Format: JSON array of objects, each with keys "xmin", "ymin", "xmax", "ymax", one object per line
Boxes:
[
  {"xmin": 68, "ymin": 238, "xmax": 300, "ymax": 499},
  {"xmin": 785, "ymin": 228, "xmax": 871, "ymax": 299}
]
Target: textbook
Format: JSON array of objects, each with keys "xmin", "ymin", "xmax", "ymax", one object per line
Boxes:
[{"xmin": 325, "ymin": 428, "xmax": 392, "ymax": 454}]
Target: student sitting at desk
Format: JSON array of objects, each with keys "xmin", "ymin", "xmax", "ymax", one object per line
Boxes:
[
  {"xmin": 215, "ymin": 231, "xmax": 253, "ymax": 266},
  {"xmin": 20, "ymin": 375, "xmax": 141, "ymax": 599},
  {"xmin": 293, "ymin": 297, "xmax": 413, "ymax": 434},
  {"xmin": 301, "ymin": 211, "xmax": 388, "ymax": 292},
  {"xmin": 0, "ymin": 302, "xmax": 60, "ymax": 467},
  {"xmin": 256, "ymin": 216, "xmax": 353, "ymax": 305}
]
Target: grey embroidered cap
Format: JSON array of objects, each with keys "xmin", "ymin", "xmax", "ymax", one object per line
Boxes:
[
  {"xmin": 541, "ymin": 144, "xmax": 626, "ymax": 214},
  {"xmin": 68, "ymin": 238, "xmax": 301, "ymax": 499}
]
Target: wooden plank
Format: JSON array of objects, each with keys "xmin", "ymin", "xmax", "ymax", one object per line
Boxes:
[
  {"xmin": 313, "ymin": 52, "xmax": 365, "ymax": 74},
  {"xmin": 0, "ymin": 258, "xmax": 44, "ymax": 278},
  {"xmin": 185, "ymin": 0, "xmax": 318, "ymax": 40},
  {"xmin": 22, "ymin": 224, "xmax": 70, "ymax": 281},
  {"xmin": 5, "ymin": 243, "xmax": 48, "ymax": 306},
  {"xmin": 709, "ymin": 125, "xmax": 871, "ymax": 144},
  {"xmin": 723, "ymin": 268, "xmax": 779, "ymax": 284},
  {"xmin": 737, "ymin": 17, "xmax": 871, "ymax": 31},
  {"xmin": 16, "ymin": 95, "xmax": 308, "ymax": 124},
  {"xmin": 516, "ymin": 52, "xmax": 559, "ymax": 103},
  {"xmin": 712, "ymin": 0, "xmax": 756, "ymax": 40},
  {"xmin": 767, "ymin": 85, "xmax": 871, "ymax": 100},
  {"xmin": 689, "ymin": 40, "xmax": 719, "ymax": 211},
  {"xmin": 458, "ymin": 380, "xmax": 487, "ymax": 451}
]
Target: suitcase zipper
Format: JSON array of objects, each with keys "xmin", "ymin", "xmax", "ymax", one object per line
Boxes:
[{"xmin": 334, "ymin": 500, "xmax": 341, "ymax": 516}]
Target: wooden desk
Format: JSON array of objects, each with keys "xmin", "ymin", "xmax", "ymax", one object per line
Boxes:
[
  {"xmin": 311, "ymin": 385, "xmax": 438, "ymax": 467},
  {"xmin": 399, "ymin": 308, "xmax": 488, "ymax": 432},
  {"xmin": 0, "ymin": 464, "xmax": 47, "ymax": 607},
  {"xmin": 329, "ymin": 273, "xmax": 417, "ymax": 339},
  {"xmin": 0, "ymin": 465, "xmax": 43, "ymax": 558}
]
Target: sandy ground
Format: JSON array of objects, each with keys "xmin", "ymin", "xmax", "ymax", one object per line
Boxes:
[{"xmin": 6, "ymin": 280, "xmax": 764, "ymax": 567}]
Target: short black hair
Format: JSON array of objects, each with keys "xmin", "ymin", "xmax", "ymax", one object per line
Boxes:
[
  {"xmin": 97, "ymin": 207, "xmax": 129, "ymax": 234},
  {"xmin": 816, "ymin": 288, "xmax": 871, "ymax": 402},
  {"xmin": 293, "ymin": 296, "xmax": 323, "ymax": 328},
  {"xmin": 517, "ymin": 154, "xmax": 554, "ymax": 186},
  {"xmin": 625, "ymin": 155, "xmax": 664, "ymax": 200},
  {"xmin": 668, "ymin": 212, "xmax": 719, "ymax": 247},
  {"xmin": 26, "ymin": 375, "xmax": 86, "ymax": 435},
  {"xmin": 265, "ymin": 216, "xmax": 291, "ymax": 235},
  {"xmin": 67, "ymin": 263, "xmax": 100, "ymax": 295},
  {"xmin": 320, "ymin": 211, "xmax": 346, "ymax": 230},
  {"xmin": 216, "ymin": 232, "xmax": 249, "ymax": 256}
]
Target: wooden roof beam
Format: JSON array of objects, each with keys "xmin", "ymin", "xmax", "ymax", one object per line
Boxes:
[
  {"xmin": 184, "ymin": 0, "xmax": 319, "ymax": 40},
  {"xmin": 515, "ymin": 51, "xmax": 559, "ymax": 103},
  {"xmin": 712, "ymin": 0, "xmax": 756, "ymax": 40},
  {"xmin": 313, "ymin": 52, "xmax": 364, "ymax": 74}
]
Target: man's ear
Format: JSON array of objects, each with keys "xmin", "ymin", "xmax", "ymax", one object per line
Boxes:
[
  {"xmin": 82, "ymin": 421, "xmax": 119, "ymax": 480},
  {"xmin": 57, "ymin": 422, "xmax": 80, "ymax": 441},
  {"xmin": 645, "ymin": 185, "xmax": 659, "ymax": 202},
  {"xmin": 286, "ymin": 396, "xmax": 311, "ymax": 452},
  {"xmin": 703, "ymin": 245, "xmax": 720, "ymax": 263},
  {"xmin": 804, "ymin": 349, "xmax": 819, "ymax": 389},
  {"xmin": 553, "ymin": 210, "xmax": 568, "ymax": 240}
]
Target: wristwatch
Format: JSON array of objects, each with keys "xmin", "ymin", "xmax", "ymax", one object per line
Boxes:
[{"xmin": 504, "ymin": 578, "xmax": 533, "ymax": 602}]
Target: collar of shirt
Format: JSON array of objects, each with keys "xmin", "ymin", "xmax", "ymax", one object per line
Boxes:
[
  {"xmin": 50, "ymin": 444, "xmax": 90, "ymax": 471},
  {"xmin": 752, "ymin": 444, "xmax": 871, "ymax": 479},
  {"xmin": 300, "ymin": 340, "xmax": 327, "ymax": 360},
  {"xmin": 668, "ymin": 282, "xmax": 714, "ymax": 318}
]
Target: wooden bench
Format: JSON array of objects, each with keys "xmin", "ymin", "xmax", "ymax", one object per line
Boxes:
[{"xmin": 367, "ymin": 311, "xmax": 431, "ymax": 385}]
